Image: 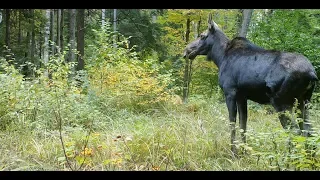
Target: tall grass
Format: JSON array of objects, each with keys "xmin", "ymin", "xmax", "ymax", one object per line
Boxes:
[{"xmin": 2, "ymin": 89, "xmax": 320, "ymax": 170}]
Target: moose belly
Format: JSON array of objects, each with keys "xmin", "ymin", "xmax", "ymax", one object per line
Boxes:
[{"xmin": 240, "ymin": 88, "xmax": 270, "ymax": 104}]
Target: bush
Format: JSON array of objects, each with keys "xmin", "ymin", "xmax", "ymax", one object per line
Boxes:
[{"xmin": 86, "ymin": 24, "xmax": 178, "ymax": 112}]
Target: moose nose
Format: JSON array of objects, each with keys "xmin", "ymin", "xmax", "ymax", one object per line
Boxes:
[
  {"xmin": 182, "ymin": 49, "xmax": 189, "ymax": 58},
  {"xmin": 183, "ymin": 52, "xmax": 187, "ymax": 58}
]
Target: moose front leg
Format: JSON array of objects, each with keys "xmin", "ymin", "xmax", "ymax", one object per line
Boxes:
[{"xmin": 225, "ymin": 92, "xmax": 237, "ymax": 156}]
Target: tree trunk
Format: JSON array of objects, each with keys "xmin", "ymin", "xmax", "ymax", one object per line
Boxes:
[
  {"xmin": 182, "ymin": 18, "xmax": 191, "ymax": 103},
  {"xmin": 56, "ymin": 9, "xmax": 61, "ymax": 53},
  {"xmin": 25, "ymin": 10, "xmax": 31, "ymax": 61},
  {"xmin": 235, "ymin": 9, "xmax": 243, "ymax": 38},
  {"xmin": 193, "ymin": 22, "xmax": 197, "ymax": 39},
  {"xmin": 31, "ymin": 9, "xmax": 36, "ymax": 66},
  {"xmin": 25, "ymin": 31, "xmax": 30, "ymax": 59},
  {"xmin": 109, "ymin": 9, "xmax": 112, "ymax": 22},
  {"xmin": 196, "ymin": 16, "xmax": 201, "ymax": 38},
  {"xmin": 223, "ymin": 12, "xmax": 228, "ymax": 31},
  {"xmin": 0, "ymin": 9, "xmax": 2, "ymax": 24},
  {"xmin": 44, "ymin": 9, "xmax": 51, "ymax": 77},
  {"xmin": 238, "ymin": 9, "xmax": 253, "ymax": 38},
  {"xmin": 18, "ymin": 10, "xmax": 22, "ymax": 45},
  {"xmin": 113, "ymin": 9, "xmax": 117, "ymax": 48},
  {"xmin": 152, "ymin": 14, "xmax": 156, "ymax": 23},
  {"xmin": 50, "ymin": 9, "xmax": 55, "ymax": 54},
  {"xmin": 76, "ymin": 9, "xmax": 85, "ymax": 71},
  {"xmin": 102, "ymin": 9, "xmax": 105, "ymax": 27},
  {"xmin": 39, "ymin": 31, "xmax": 42, "ymax": 60},
  {"xmin": 68, "ymin": 9, "xmax": 76, "ymax": 64},
  {"xmin": 5, "ymin": 9, "xmax": 10, "ymax": 49},
  {"xmin": 60, "ymin": 9, "xmax": 64, "ymax": 51}
]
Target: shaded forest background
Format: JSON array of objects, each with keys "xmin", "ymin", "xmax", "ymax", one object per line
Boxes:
[
  {"xmin": 1, "ymin": 9, "xmax": 320, "ymax": 98},
  {"xmin": 1, "ymin": 9, "xmax": 320, "ymax": 170}
]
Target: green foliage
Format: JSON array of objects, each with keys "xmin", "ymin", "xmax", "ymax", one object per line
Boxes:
[
  {"xmin": 118, "ymin": 9, "xmax": 166, "ymax": 59},
  {"xmin": 189, "ymin": 57, "xmax": 220, "ymax": 98},
  {"xmin": 245, "ymin": 126, "xmax": 320, "ymax": 170},
  {"xmin": 2, "ymin": 9, "xmax": 320, "ymax": 171},
  {"xmin": 86, "ymin": 24, "xmax": 178, "ymax": 112},
  {"xmin": 84, "ymin": 9, "xmax": 167, "ymax": 62},
  {"xmin": 0, "ymin": 48, "xmax": 100, "ymax": 131},
  {"xmin": 249, "ymin": 9, "xmax": 320, "ymax": 77},
  {"xmin": 0, "ymin": 57, "xmax": 25, "ymax": 130}
]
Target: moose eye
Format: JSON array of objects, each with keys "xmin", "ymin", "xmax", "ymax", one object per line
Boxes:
[{"xmin": 200, "ymin": 34, "xmax": 206, "ymax": 40}]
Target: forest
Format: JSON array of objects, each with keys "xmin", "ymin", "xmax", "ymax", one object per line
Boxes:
[{"xmin": 1, "ymin": 9, "xmax": 320, "ymax": 171}]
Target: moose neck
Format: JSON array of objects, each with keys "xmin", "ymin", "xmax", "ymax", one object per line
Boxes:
[{"xmin": 209, "ymin": 30, "xmax": 230, "ymax": 68}]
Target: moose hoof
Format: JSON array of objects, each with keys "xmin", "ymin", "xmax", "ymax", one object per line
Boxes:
[
  {"xmin": 302, "ymin": 130, "xmax": 313, "ymax": 137},
  {"xmin": 291, "ymin": 129, "xmax": 302, "ymax": 136},
  {"xmin": 231, "ymin": 147, "xmax": 239, "ymax": 158}
]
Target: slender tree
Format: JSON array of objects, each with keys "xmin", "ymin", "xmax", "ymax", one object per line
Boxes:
[
  {"xmin": 60, "ymin": 9, "xmax": 64, "ymax": 52},
  {"xmin": 238, "ymin": 9, "xmax": 253, "ymax": 37},
  {"xmin": 39, "ymin": 30, "xmax": 42, "ymax": 60},
  {"xmin": 25, "ymin": 10, "xmax": 31, "ymax": 60},
  {"xmin": 197, "ymin": 16, "xmax": 201, "ymax": 37},
  {"xmin": 102, "ymin": 9, "xmax": 105, "ymax": 27},
  {"xmin": 30, "ymin": 9, "xmax": 36, "ymax": 65},
  {"xmin": 5, "ymin": 9, "xmax": 10, "ymax": 49},
  {"xmin": 182, "ymin": 17, "xmax": 191, "ymax": 103},
  {"xmin": 68, "ymin": 9, "xmax": 76, "ymax": 64},
  {"xmin": 113, "ymin": 9, "xmax": 117, "ymax": 48},
  {"xmin": 76, "ymin": 9, "xmax": 85, "ymax": 71},
  {"xmin": 0, "ymin": 9, "xmax": 2, "ymax": 24},
  {"xmin": 234, "ymin": 9, "xmax": 243, "ymax": 38},
  {"xmin": 50, "ymin": 9, "xmax": 55, "ymax": 54},
  {"xmin": 18, "ymin": 10, "xmax": 22, "ymax": 45},
  {"xmin": 56, "ymin": 9, "xmax": 61, "ymax": 53},
  {"xmin": 44, "ymin": 9, "xmax": 51, "ymax": 77},
  {"xmin": 192, "ymin": 21, "xmax": 197, "ymax": 39}
]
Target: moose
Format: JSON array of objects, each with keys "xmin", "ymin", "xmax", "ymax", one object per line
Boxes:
[{"xmin": 183, "ymin": 14, "xmax": 318, "ymax": 155}]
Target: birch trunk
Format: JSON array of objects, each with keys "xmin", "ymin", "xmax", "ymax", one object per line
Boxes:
[
  {"xmin": 44, "ymin": 9, "xmax": 51, "ymax": 77},
  {"xmin": 76, "ymin": 9, "xmax": 85, "ymax": 71},
  {"xmin": 50, "ymin": 9, "xmax": 55, "ymax": 54},
  {"xmin": 68, "ymin": 9, "xmax": 76, "ymax": 64},
  {"xmin": 102, "ymin": 9, "xmax": 105, "ymax": 27},
  {"xmin": 56, "ymin": 9, "xmax": 61, "ymax": 53}
]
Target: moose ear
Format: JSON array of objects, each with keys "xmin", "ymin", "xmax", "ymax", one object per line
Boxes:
[{"xmin": 207, "ymin": 13, "xmax": 216, "ymax": 32}]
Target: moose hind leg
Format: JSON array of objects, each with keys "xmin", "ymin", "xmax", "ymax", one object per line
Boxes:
[
  {"xmin": 298, "ymin": 98, "xmax": 316, "ymax": 157},
  {"xmin": 270, "ymin": 76, "xmax": 301, "ymax": 134},
  {"xmin": 274, "ymin": 104, "xmax": 301, "ymax": 135},
  {"xmin": 298, "ymin": 99, "xmax": 313, "ymax": 137},
  {"xmin": 237, "ymin": 96, "xmax": 247, "ymax": 143}
]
